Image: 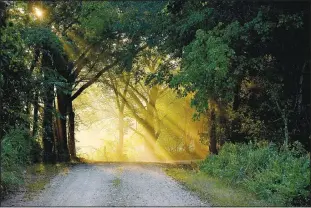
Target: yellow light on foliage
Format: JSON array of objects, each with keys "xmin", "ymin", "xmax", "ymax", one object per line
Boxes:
[{"xmin": 34, "ymin": 7, "xmax": 43, "ymax": 18}]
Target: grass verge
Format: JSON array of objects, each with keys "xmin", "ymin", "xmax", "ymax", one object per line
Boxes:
[
  {"xmin": 23, "ymin": 163, "xmax": 71, "ymax": 200},
  {"xmin": 164, "ymin": 168, "xmax": 272, "ymax": 207}
]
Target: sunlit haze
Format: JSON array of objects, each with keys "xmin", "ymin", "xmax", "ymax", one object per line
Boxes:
[
  {"xmin": 34, "ymin": 7, "xmax": 43, "ymax": 18},
  {"xmin": 74, "ymin": 84, "xmax": 208, "ymax": 162}
]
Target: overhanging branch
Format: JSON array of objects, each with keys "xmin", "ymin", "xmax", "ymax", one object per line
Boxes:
[{"xmin": 71, "ymin": 60, "xmax": 119, "ymax": 101}]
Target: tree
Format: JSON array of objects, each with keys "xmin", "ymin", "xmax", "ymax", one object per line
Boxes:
[
  {"xmin": 61, "ymin": 1, "xmax": 166, "ymax": 157},
  {"xmin": 149, "ymin": 0, "xmax": 310, "ymax": 153}
]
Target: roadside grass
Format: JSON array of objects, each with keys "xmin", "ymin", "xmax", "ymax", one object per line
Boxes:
[
  {"xmin": 165, "ymin": 168, "xmax": 272, "ymax": 207},
  {"xmin": 200, "ymin": 142, "xmax": 310, "ymax": 206},
  {"xmin": 112, "ymin": 178, "xmax": 121, "ymax": 187},
  {"xmin": 112, "ymin": 166, "xmax": 123, "ymax": 187},
  {"xmin": 23, "ymin": 163, "xmax": 71, "ymax": 200}
]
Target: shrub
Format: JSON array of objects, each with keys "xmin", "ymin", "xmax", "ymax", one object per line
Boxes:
[
  {"xmin": 200, "ymin": 142, "xmax": 310, "ymax": 206},
  {"xmin": 1, "ymin": 127, "xmax": 42, "ymax": 196}
]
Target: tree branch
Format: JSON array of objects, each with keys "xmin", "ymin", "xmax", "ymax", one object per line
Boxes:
[
  {"xmin": 71, "ymin": 60, "xmax": 119, "ymax": 101},
  {"xmin": 129, "ymin": 126, "xmax": 145, "ymax": 138},
  {"xmin": 71, "ymin": 44, "xmax": 148, "ymax": 101},
  {"xmin": 128, "ymin": 83, "xmax": 148, "ymax": 103}
]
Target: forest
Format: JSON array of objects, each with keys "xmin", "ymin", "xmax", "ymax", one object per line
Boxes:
[{"xmin": 0, "ymin": 0, "xmax": 310, "ymax": 206}]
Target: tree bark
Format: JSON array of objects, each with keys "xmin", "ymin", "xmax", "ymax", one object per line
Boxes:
[
  {"xmin": 42, "ymin": 53, "xmax": 56, "ymax": 163},
  {"xmin": 219, "ymin": 114, "xmax": 229, "ymax": 147},
  {"xmin": 183, "ymin": 104, "xmax": 191, "ymax": 153},
  {"xmin": 0, "ymin": 1, "xmax": 8, "ymax": 28},
  {"xmin": 218, "ymin": 102, "xmax": 229, "ymax": 147},
  {"xmin": 0, "ymin": 67, "xmax": 3, "ymax": 141},
  {"xmin": 281, "ymin": 110, "xmax": 289, "ymax": 148},
  {"xmin": 230, "ymin": 79, "xmax": 242, "ymax": 142},
  {"xmin": 144, "ymin": 86, "xmax": 159, "ymax": 153},
  {"xmin": 32, "ymin": 87, "xmax": 39, "ymax": 137},
  {"xmin": 42, "ymin": 78, "xmax": 56, "ymax": 163},
  {"xmin": 53, "ymin": 54, "xmax": 72, "ymax": 161},
  {"xmin": 209, "ymin": 107, "xmax": 218, "ymax": 155},
  {"xmin": 56, "ymin": 90, "xmax": 70, "ymax": 162},
  {"xmin": 68, "ymin": 100, "xmax": 76, "ymax": 159},
  {"xmin": 274, "ymin": 99, "xmax": 289, "ymax": 148},
  {"xmin": 118, "ymin": 108, "xmax": 124, "ymax": 159},
  {"xmin": 26, "ymin": 48, "xmax": 40, "ymax": 132},
  {"xmin": 0, "ymin": 1, "xmax": 8, "ymax": 140}
]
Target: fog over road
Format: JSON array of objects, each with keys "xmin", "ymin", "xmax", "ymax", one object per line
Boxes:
[{"xmin": 1, "ymin": 163, "xmax": 209, "ymax": 207}]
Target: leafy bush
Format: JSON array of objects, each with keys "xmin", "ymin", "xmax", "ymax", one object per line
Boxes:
[
  {"xmin": 1, "ymin": 127, "xmax": 42, "ymax": 196},
  {"xmin": 200, "ymin": 142, "xmax": 310, "ymax": 206}
]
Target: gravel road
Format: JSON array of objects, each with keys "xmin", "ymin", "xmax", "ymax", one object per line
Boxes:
[{"xmin": 1, "ymin": 163, "xmax": 209, "ymax": 207}]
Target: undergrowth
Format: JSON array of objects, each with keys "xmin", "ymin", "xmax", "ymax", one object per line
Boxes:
[
  {"xmin": 1, "ymin": 127, "xmax": 42, "ymax": 197},
  {"xmin": 200, "ymin": 142, "xmax": 310, "ymax": 206},
  {"xmin": 165, "ymin": 168, "xmax": 269, "ymax": 206}
]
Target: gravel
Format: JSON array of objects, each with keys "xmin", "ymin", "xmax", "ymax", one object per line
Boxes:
[{"xmin": 1, "ymin": 163, "xmax": 209, "ymax": 207}]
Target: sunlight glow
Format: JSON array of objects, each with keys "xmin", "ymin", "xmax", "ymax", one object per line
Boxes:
[
  {"xmin": 73, "ymin": 84, "xmax": 208, "ymax": 163},
  {"xmin": 34, "ymin": 7, "xmax": 43, "ymax": 18}
]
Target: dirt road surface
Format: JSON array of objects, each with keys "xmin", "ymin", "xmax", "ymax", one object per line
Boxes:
[{"xmin": 1, "ymin": 163, "xmax": 209, "ymax": 207}]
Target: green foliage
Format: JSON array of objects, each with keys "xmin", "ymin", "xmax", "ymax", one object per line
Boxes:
[
  {"xmin": 1, "ymin": 127, "xmax": 42, "ymax": 194},
  {"xmin": 79, "ymin": 2, "xmax": 117, "ymax": 42},
  {"xmin": 154, "ymin": 0, "xmax": 310, "ymax": 149},
  {"xmin": 0, "ymin": 25, "xmax": 27, "ymax": 71},
  {"xmin": 0, "ymin": 2, "xmax": 309, "ymax": 203},
  {"xmin": 165, "ymin": 168, "xmax": 269, "ymax": 206},
  {"xmin": 22, "ymin": 26, "xmax": 64, "ymax": 54},
  {"xmin": 0, "ymin": 25, "xmax": 32, "ymax": 127},
  {"xmin": 170, "ymin": 27, "xmax": 236, "ymax": 113},
  {"xmin": 200, "ymin": 142, "xmax": 310, "ymax": 206}
]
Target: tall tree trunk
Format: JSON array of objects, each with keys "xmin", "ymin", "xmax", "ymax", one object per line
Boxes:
[
  {"xmin": 42, "ymin": 52, "xmax": 56, "ymax": 163},
  {"xmin": 141, "ymin": 120, "xmax": 158, "ymax": 156},
  {"xmin": 183, "ymin": 105, "xmax": 190, "ymax": 153},
  {"xmin": 219, "ymin": 114, "xmax": 229, "ymax": 147},
  {"xmin": 218, "ymin": 102, "xmax": 229, "ymax": 147},
  {"xmin": 274, "ymin": 99, "xmax": 289, "ymax": 148},
  {"xmin": 0, "ymin": 1, "xmax": 8, "ymax": 140},
  {"xmin": 66, "ymin": 60, "xmax": 77, "ymax": 160},
  {"xmin": 53, "ymin": 115, "xmax": 59, "ymax": 161},
  {"xmin": 118, "ymin": 107, "xmax": 124, "ymax": 159},
  {"xmin": 209, "ymin": 106, "xmax": 218, "ymax": 155},
  {"xmin": 144, "ymin": 86, "xmax": 159, "ymax": 154},
  {"xmin": 68, "ymin": 100, "xmax": 76, "ymax": 159},
  {"xmin": 51, "ymin": 52, "xmax": 72, "ymax": 162},
  {"xmin": 32, "ymin": 91, "xmax": 39, "ymax": 137},
  {"xmin": 143, "ymin": 126, "xmax": 157, "ymax": 155},
  {"xmin": 0, "ymin": 68, "xmax": 3, "ymax": 141},
  {"xmin": 26, "ymin": 49, "xmax": 40, "ymax": 133},
  {"xmin": 144, "ymin": 127, "xmax": 157, "ymax": 155},
  {"xmin": 281, "ymin": 110, "xmax": 289, "ymax": 148},
  {"xmin": 25, "ymin": 103, "xmax": 32, "ymax": 131},
  {"xmin": 42, "ymin": 79, "xmax": 56, "ymax": 163},
  {"xmin": 230, "ymin": 79, "xmax": 242, "ymax": 142},
  {"xmin": 56, "ymin": 90, "xmax": 70, "ymax": 162},
  {"xmin": 183, "ymin": 136, "xmax": 190, "ymax": 153}
]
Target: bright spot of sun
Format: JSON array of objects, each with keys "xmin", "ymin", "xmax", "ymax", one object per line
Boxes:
[{"xmin": 34, "ymin": 7, "xmax": 43, "ymax": 18}]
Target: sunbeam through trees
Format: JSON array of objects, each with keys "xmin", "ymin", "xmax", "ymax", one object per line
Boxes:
[{"xmin": 0, "ymin": 1, "xmax": 310, "ymax": 206}]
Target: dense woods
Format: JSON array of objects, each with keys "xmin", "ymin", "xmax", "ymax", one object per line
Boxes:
[{"xmin": 0, "ymin": 0, "xmax": 310, "ymax": 206}]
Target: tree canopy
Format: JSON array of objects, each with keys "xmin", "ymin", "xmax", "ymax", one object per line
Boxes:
[{"xmin": 0, "ymin": 1, "xmax": 310, "ymax": 204}]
